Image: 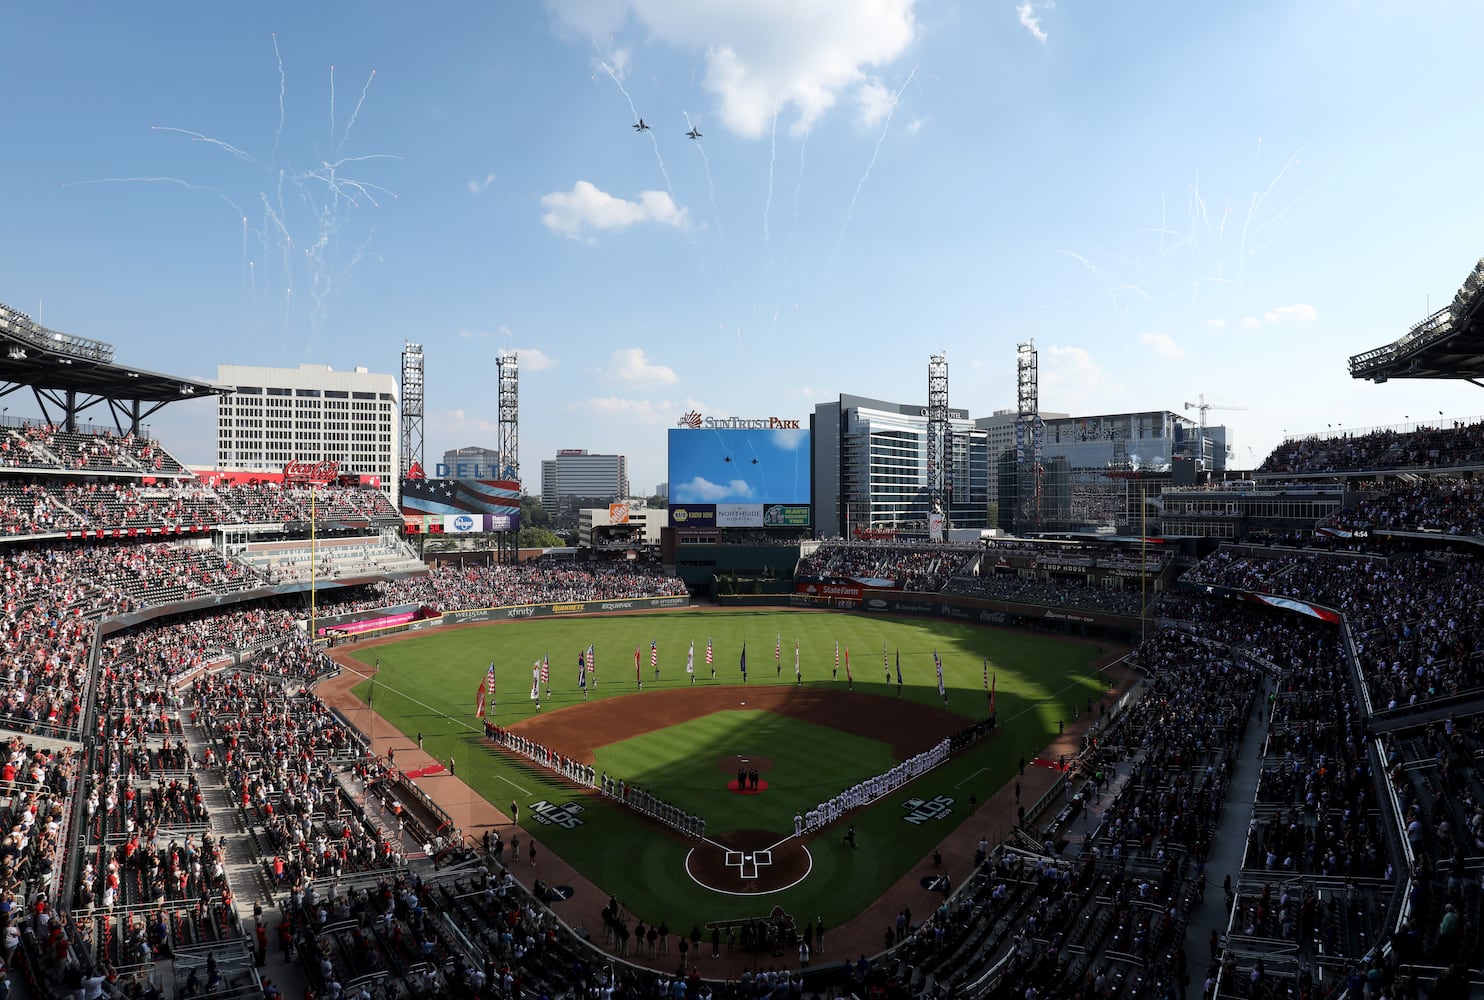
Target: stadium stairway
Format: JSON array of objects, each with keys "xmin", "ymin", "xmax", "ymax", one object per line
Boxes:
[
  {"xmin": 1179, "ymin": 681, "xmax": 1271, "ymax": 986},
  {"xmin": 180, "ymin": 717, "xmax": 314, "ymax": 1000}
]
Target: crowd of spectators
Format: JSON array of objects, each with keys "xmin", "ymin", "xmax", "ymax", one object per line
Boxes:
[
  {"xmin": 1329, "ymin": 477, "xmax": 1484, "ymax": 538},
  {"xmin": 1259, "ymin": 418, "xmax": 1484, "ymax": 474},
  {"xmin": 7, "ymin": 438, "xmax": 1484, "ymax": 999},
  {"xmin": 1178, "ymin": 546, "xmax": 1484, "ymax": 711},
  {"xmin": 796, "ymin": 542, "xmax": 976, "ymax": 591},
  {"xmin": 0, "ymin": 426, "xmax": 183, "ymax": 476},
  {"xmin": 944, "ymin": 572, "xmax": 1147, "ymax": 616},
  {"xmin": 0, "ymin": 477, "xmax": 402, "ymax": 538}
]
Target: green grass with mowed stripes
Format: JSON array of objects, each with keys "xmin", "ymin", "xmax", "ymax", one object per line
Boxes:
[{"xmin": 349, "ymin": 608, "xmax": 1111, "ymax": 930}]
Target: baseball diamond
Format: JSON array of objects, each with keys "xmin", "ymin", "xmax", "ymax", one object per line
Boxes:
[{"xmin": 322, "ymin": 606, "xmax": 1127, "ymax": 966}]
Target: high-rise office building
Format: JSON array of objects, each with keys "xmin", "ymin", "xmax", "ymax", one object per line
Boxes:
[
  {"xmin": 539, "ymin": 449, "xmax": 630, "ymax": 511},
  {"xmin": 811, "ymin": 394, "xmax": 989, "ymax": 537},
  {"xmin": 215, "ymin": 362, "xmax": 399, "ymax": 499}
]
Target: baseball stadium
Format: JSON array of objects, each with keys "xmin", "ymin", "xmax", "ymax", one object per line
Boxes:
[{"xmin": 3, "ymin": 260, "xmax": 1484, "ymax": 1000}]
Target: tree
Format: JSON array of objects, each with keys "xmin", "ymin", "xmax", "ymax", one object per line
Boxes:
[
  {"xmin": 519, "ymin": 525, "xmax": 564, "ymax": 549},
  {"xmin": 645, "ymin": 493, "xmax": 666, "ymax": 510},
  {"xmin": 521, "ymin": 494, "xmax": 552, "ymax": 530}
]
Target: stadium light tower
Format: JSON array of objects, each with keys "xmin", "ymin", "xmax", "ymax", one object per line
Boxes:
[
  {"xmin": 926, "ymin": 352, "xmax": 949, "ymax": 536},
  {"xmin": 1015, "ymin": 341, "xmax": 1042, "ymax": 530},
  {"xmin": 496, "ymin": 351, "xmax": 520, "ymax": 563},
  {"xmin": 400, "ymin": 342, "xmax": 425, "ymax": 479}
]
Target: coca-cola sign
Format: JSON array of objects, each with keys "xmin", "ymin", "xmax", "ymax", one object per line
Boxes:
[{"xmin": 283, "ymin": 460, "xmax": 342, "ymax": 484}]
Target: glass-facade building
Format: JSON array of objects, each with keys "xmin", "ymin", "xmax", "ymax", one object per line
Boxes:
[{"xmin": 812, "ymin": 394, "xmax": 990, "ymax": 537}]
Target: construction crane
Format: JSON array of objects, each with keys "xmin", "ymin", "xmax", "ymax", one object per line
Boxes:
[{"xmin": 1183, "ymin": 394, "xmax": 1247, "ymax": 469}]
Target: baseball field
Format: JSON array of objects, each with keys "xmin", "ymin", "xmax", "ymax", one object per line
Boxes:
[{"xmin": 345, "ymin": 608, "xmax": 1112, "ymax": 930}]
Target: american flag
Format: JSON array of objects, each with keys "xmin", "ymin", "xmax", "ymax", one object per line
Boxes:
[
  {"xmin": 775, "ymin": 633, "xmax": 781, "ymax": 664},
  {"xmin": 845, "ymin": 646, "xmax": 852, "ymax": 682},
  {"xmin": 834, "ymin": 640, "xmax": 839, "ymax": 674},
  {"xmin": 650, "ymin": 639, "xmax": 658, "ymax": 668},
  {"xmin": 934, "ymin": 650, "xmax": 946, "ymax": 701},
  {"xmin": 705, "ymin": 637, "xmax": 713, "ymax": 665},
  {"xmin": 586, "ymin": 644, "xmax": 595, "ymax": 675},
  {"xmin": 883, "ymin": 643, "xmax": 889, "ymax": 682},
  {"xmin": 540, "ymin": 655, "xmax": 549, "ymax": 685},
  {"xmin": 475, "ymin": 661, "xmax": 495, "ymax": 718}
]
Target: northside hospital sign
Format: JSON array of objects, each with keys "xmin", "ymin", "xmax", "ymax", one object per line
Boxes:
[{"xmin": 676, "ymin": 411, "xmax": 801, "ymax": 430}]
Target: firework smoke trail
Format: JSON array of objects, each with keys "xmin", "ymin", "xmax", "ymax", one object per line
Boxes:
[
  {"xmin": 763, "ymin": 110, "xmax": 777, "ymax": 242},
  {"xmin": 826, "ymin": 65, "xmax": 917, "ymax": 274},
  {"xmin": 150, "ymin": 127, "xmax": 259, "ymax": 166},
  {"xmin": 600, "ymin": 61, "xmax": 678, "ymax": 204},
  {"xmin": 682, "ymin": 110, "xmax": 724, "ymax": 243},
  {"xmin": 328, "ymin": 65, "xmax": 336, "ymax": 151},
  {"xmin": 1238, "ymin": 147, "xmax": 1301, "ymax": 282},
  {"xmin": 784, "ymin": 128, "xmax": 810, "ymax": 261},
  {"xmin": 271, "ymin": 33, "xmax": 286, "ymax": 164},
  {"xmin": 339, "ymin": 69, "xmax": 377, "ymax": 153}
]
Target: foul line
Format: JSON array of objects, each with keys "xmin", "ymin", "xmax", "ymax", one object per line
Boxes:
[
  {"xmin": 494, "ymin": 773, "xmax": 532, "ymax": 796},
  {"xmin": 955, "ymin": 766, "xmax": 988, "ymax": 789},
  {"xmin": 332, "ymin": 662, "xmax": 531, "ymax": 793}
]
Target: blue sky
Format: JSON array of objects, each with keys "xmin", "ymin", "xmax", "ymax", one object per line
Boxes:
[
  {"xmin": 668, "ymin": 428, "xmax": 810, "ymax": 504},
  {"xmin": 5, "ymin": 2, "xmax": 1484, "ymax": 493}
]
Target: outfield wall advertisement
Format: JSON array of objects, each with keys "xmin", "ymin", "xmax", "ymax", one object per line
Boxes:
[
  {"xmin": 443, "ymin": 594, "xmax": 691, "ymax": 625},
  {"xmin": 670, "ymin": 503, "xmax": 811, "ymax": 528}
]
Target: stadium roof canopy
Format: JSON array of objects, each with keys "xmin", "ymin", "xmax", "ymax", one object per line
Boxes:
[
  {"xmin": 1349, "ymin": 257, "xmax": 1484, "ymax": 386},
  {"xmin": 1, "ymin": 302, "xmax": 228, "ymax": 434}
]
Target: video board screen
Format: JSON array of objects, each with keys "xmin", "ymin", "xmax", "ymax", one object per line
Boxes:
[{"xmin": 667, "ymin": 428, "xmax": 810, "ymax": 506}]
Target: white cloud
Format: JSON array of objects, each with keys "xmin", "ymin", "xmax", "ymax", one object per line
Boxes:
[
  {"xmin": 466, "ymin": 173, "xmax": 496, "ymax": 194},
  {"xmin": 1206, "ymin": 318, "xmax": 1227, "ymax": 329},
  {"xmin": 1017, "ymin": 1, "xmax": 1052, "ymax": 43},
  {"xmin": 1264, "ymin": 303, "xmax": 1317, "ymax": 323},
  {"xmin": 540, "ymin": 181, "xmax": 686, "ymax": 240},
  {"xmin": 1138, "ymin": 332, "xmax": 1183, "ymax": 359},
  {"xmin": 771, "ymin": 429, "xmax": 808, "ymax": 451},
  {"xmin": 567, "ymin": 396, "xmax": 676, "ymax": 425},
  {"xmin": 601, "ymin": 347, "xmax": 678, "ymax": 386},
  {"xmin": 906, "ymin": 115, "xmax": 924, "ymax": 134},
  {"xmin": 677, "ymin": 476, "xmax": 754, "ymax": 502},
  {"xmin": 1042, "ymin": 345, "xmax": 1111, "ymax": 392},
  {"xmin": 856, "ymin": 79, "xmax": 895, "ymax": 128},
  {"xmin": 513, "ymin": 348, "xmax": 558, "ymax": 372},
  {"xmin": 429, "ymin": 408, "xmax": 499, "ymax": 438},
  {"xmin": 548, "ymin": 0, "xmax": 920, "ymax": 138},
  {"xmin": 457, "ymin": 329, "xmax": 489, "ymax": 339},
  {"xmin": 1234, "ymin": 304, "xmax": 1316, "ymax": 329},
  {"xmin": 497, "ymin": 324, "xmax": 513, "ymax": 337}
]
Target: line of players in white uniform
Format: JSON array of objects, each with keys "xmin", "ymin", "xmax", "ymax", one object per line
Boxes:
[{"xmin": 800, "ymin": 737, "xmax": 951, "ymax": 834}]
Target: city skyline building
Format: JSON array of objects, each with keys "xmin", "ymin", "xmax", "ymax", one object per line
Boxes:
[
  {"xmin": 214, "ymin": 362, "xmax": 399, "ymax": 499},
  {"xmin": 811, "ymin": 394, "xmax": 990, "ymax": 537}
]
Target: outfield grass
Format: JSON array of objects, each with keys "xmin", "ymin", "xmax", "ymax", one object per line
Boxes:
[{"xmin": 348, "ymin": 609, "xmax": 1111, "ymax": 929}]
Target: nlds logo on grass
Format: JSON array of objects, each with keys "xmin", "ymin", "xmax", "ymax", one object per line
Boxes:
[
  {"xmin": 530, "ymin": 800, "xmax": 585, "ymax": 829},
  {"xmin": 902, "ymin": 795, "xmax": 954, "ymax": 825}
]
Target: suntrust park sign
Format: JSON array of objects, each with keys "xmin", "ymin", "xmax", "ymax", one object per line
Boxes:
[{"xmin": 676, "ymin": 410, "xmax": 800, "ymax": 429}]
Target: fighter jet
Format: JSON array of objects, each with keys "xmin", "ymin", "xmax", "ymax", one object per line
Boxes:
[
  {"xmin": 686, "ymin": 126, "xmax": 702, "ymax": 139},
  {"xmin": 633, "ymin": 119, "xmax": 650, "ymax": 131}
]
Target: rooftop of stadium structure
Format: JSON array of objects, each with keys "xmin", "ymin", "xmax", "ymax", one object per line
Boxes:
[
  {"xmin": 0, "ymin": 299, "xmax": 228, "ymax": 431},
  {"xmin": 1349, "ymin": 256, "xmax": 1484, "ymax": 384}
]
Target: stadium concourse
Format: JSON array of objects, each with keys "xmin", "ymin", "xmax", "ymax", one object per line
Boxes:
[{"xmin": 1, "ymin": 422, "xmax": 1483, "ymax": 999}]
